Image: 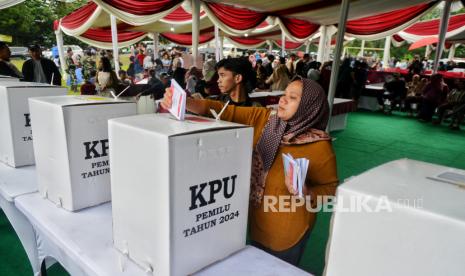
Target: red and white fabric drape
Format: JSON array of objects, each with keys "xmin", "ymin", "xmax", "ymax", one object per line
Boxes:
[
  {"xmin": 345, "ymin": 2, "xmax": 438, "ymax": 40},
  {"xmin": 92, "ymin": 0, "xmax": 183, "ymax": 25},
  {"xmin": 397, "ymin": 12, "xmax": 465, "ymax": 43},
  {"xmin": 55, "ymin": 2, "xmax": 147, "ymax": 49},
  {"xmin": 0, "ymin": 0, "xmax": 24, "ymax": 9}
]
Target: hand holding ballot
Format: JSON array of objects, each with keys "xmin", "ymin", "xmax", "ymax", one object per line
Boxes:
[
  {"xmin": 282, "ymin": 153, "xmax": 309, "ymax": 197},
  {"xmin": 159, "ymin": 79, "xmax": 186, "ymax": 120}
]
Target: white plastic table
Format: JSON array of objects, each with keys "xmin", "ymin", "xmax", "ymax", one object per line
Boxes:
[
  {"xmin": 0, "ymin": 163, "xmax": 41, "ymax": 276},
  {"xmin": 15, "ymin": 192, "xmax": 311, "ymax": 276}
]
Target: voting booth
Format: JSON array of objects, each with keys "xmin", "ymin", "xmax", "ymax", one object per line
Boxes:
[
  {"xmin": 325, "ymin": 159, "xmax": 465, "ymax": 276},
  {"xmin": 29, "ymin": 96, "xmax": 136, "ymax": 211},
  {"xmin": 0, "ymin": 82, "xmax": 67, "ymax": 167},
  {"xmin": 0, "ymin": 75, "xmax": 20, "ymax": 82},
  {"xmin": 109, "ymin": 113, "xmax": 253, "ymax": 276}
]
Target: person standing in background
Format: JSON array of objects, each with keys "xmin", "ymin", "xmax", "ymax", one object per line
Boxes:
[
  {"xmin": 22, "ymin": 44, "xmax": 61, "ymax": 85},
  {"xmin": 0, "ymin": 42, "xmax": 23, "ymax": 78},
  {"xmin": 65, "ymin": 48, "xmax": 78, "ymax": 92}
]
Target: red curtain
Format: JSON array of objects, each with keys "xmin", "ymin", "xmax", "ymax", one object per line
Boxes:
[
  {"xmin": 161, "ymin": 33, "xmax": 214, "ymax": 45},
  {"xmin": 256, "ymin": 21, "xmax": 269, "ymax": 29},
  {"xmin": 100, "ymin": 0, "xmax": 182, "ymax": 16},
  {"xmin": 280, "ymin": 17, "xmax": 319, "ymax": 39},
  {"xmin": 163, "ymin": 6, "xmax": 206, "ymax": 21},
  {"xmin": 275, "ymin": 40, "xmax": 303, "ymax": 50},
  {"xmin": 345, "ymin": 2, "xmax": 436, "ymax": 35},
  {"xmin": 392, "ymin": 34, "xmax": 405, "ymax": 42},
  {"xmin": 403, "ymin": 13, "xmax": 465, "ymax": 36},
  {"xmin": 229, "ymin": 37, "xmax": 266, "ymax": 46},
  {"xmin": 206, "ymin": 2, "xmax": 267, "ymax": 30},
  {"xmin": 61, "ymin": 2, "xmax": 98, "ymax": 30},
  {"xmin": 80, "ymin": 28, "xmax": 146, "ymax": 42}
]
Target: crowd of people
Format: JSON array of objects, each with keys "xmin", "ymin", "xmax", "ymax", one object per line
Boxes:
[{"xmin": 1, "ymin": 39, "xmax": 465, "ymax": 267}]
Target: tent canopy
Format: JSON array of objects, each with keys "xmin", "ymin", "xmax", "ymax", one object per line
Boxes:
[{"xmin": 56, "ymin": 0, "xmax": 443, "ymax": 49}]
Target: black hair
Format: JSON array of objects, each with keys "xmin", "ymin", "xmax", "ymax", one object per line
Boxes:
[
  {"xmin": 267, "ymin": 54, "xmax": 275, "ymax": 62},
  {"xmin": 28, "ymin": 44, "xmax": 41, "ymax": 52},
  {"xmin": 216, "ymin": 57, "xmax": 256, "ymax": 94},
  {"xmin": 100, "ymin": 57, "xmax": 112, "ymax": 72},
  {"xmin": 303, "ymin": 53, "xmax": 310, "ymax": 59},
  {"xmin": 0, "ymin": 41, "xmax": 7, "ymax": 49}
]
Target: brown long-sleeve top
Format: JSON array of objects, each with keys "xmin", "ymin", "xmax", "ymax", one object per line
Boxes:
[{"xmin": 204, "ymin": 100, "xmax": 339, "ymax": 251}]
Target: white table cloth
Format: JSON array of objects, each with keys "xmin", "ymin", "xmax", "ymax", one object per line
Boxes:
[
  {"xmin": 359, "ymin": 82, "xmax": 384, "ymax": 111},
  {"xmin": 15, "ymin": 192, "xmax": 311, "ymax": 276},
  {"xmin": 0, "ymin": 163, "xmax": 41, "ymax": 276},
  {"xmin": 325, "ymin": 159, "xmax": 465, "ymax": 276},
  {"xmin": 330, "ymin": 98, "xmax": 354, "ymax": 131}
]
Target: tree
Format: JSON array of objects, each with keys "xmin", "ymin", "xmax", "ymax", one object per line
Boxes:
[{"xmin": 0, "ymin": 0, "xmax": 87, "ymax": 48}]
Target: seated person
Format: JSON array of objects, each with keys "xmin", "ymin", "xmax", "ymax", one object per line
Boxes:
[
  {"xmin": 418, "ymin": 74, "xmax": 449, "ymax": 122},
  {"xmin": 135, "ymin": 71, "xmax": 170, "ymax": 101},
  {"xmin": 405, "ymin": 76, "xmax": 427, "ymax": 115},
  {"xmin": 433, "ymin": 79, "xmax": 465, "ymax": 125},
  {"xmin": 118, "ymin": 70, "xmax": 132, "ymax": 85},
  {"xmin": 379, "ymin": 73, "xmax": 407, "ymax": 107}
]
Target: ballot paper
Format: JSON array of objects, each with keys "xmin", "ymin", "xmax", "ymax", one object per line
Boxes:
[
  {"xmin": 169, "ymin": 79, "xmax": 186, "ymax": 120},
  {"xmin": 282, "ymin": 153, "xmax": 309, "ymax": 197}
]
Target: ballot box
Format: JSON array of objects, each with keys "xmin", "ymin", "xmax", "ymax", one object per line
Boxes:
[
  {"xmin": 0, "ymin": 75, "xmax": 20, "ymax": 82},
  {"xmin": 0, "ymin": 82, "xmax": 66, "ymax": 167},
  {"xmin": 109, "ymin": 113, "xmax": 254, "ymax": 276},
  {"xmin": 325, "ymin": 159, "xmax": 465, "ymax": 276},
  {"xmin": 29, "ymin": 95, "xmax": 136, "ymax": 211}
]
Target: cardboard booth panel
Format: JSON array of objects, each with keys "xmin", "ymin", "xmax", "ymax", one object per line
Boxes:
[
  {"xmin": 29, "ymin": 95, "xmax": 137, "ymax": 211},
  {"xmin": 0, "ymin": 75, "xmax": 20, "ymax": 82},
  {"xmin": 325, "ymin": 159, "xmax": 465, "ymax": 276},
  {"xmin": 109, "ymin": 114, "xmax": 253, "ymax": 276},
  {"xmin": 0, "ymin": 82, "xmax": 67, "ymax": 167}
]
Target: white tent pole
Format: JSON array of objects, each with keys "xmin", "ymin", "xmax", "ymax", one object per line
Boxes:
[
  {"xmin": 323, "ymin": 27, "xmax": 334, "ymax": 62},
  {"xmin": 219, "ymin": 35, "xmax": 224, "ymax": 60},
  {"xmin": 55, "ymin": 28, "xmax": 66, "ymax": 74},
  {"xmin": 383, "ymin": 36, "xmax": 391, "ymax": 68},
  {"xmin": 317, "ymin": 26, "xmax": 327, "ymax": 62},
  {"xmin": 305, "ymin": 41, "xmax": 310, "ymax": 54},
  {"xmin": 326, "ymin": 0, "xmax": 350, "ymax": 132},
  {"xmin": 425, "ymin": 44, "xmax": 432, "ymax": 58},
  {"xmin": 192, "ymin": 0, "xmax": 200, "ymax": 62},
  {"xmin": 448, "ymin": 43, "xmax": 456, "ymax": 60},
  {"xmin": 110, "ymin": 14, "xmax": 120, "ymax": 74},
  {"xmin": 152, "ymin": 32, "xmax": 159, "ymax": 59},
  {"xmin": 433, "ymin": 0, "xmax": 452, "ymax": 73},
  {"xmin": 214, "ymin": 25, "xmax": 220, "ymax": 62},
  {"xmin": 268, "ymin": 40, "xmax": 273, "ymax": 54},
  {"xmin": 281, "ymin": 32, "xmax": 286, "ymax": 57},
  {"xmin": 358, "ymin": 40, "xmax": 365, "ymax": 57}
]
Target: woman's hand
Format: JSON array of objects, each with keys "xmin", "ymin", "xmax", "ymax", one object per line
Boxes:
[
  {"xmin": 160, "ymin": 87, "xmax": 173, "ymax": 109},
  {"xmin": 284, "ymin": 172, "xmax": 298, "ymax": 196}
]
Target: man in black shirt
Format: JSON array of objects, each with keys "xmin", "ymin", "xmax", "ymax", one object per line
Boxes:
[
  {"xmin": 22, "ymin": 45, "xmax": 61, "ymax": 85},
  {"xmin": 0, "ymin": 42, "xmax": 23, "ymax": 78}
]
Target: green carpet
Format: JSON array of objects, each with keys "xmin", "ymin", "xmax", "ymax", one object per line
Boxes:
[{"xmin": 1, "ymin": 110, "xmax": 464, "ymax": 276}]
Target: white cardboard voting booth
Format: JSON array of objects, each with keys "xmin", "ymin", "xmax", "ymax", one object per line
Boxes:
[
  {"xmin": 0, "ymin": 82, "xmax": 67, "ymax": 167},
  {"xmin": 325, "ymin": 159, "xmax": 465, "ymax": 276},
  {"xmin": 109, "ymin": 113, "xmax": 254, "ymax": 276},
  {"xmin": 0, "ymin": 75, "xmax": 20, "ymax": 82},
  {"xmin": 29, "ymin": 95, "xmax": 136, "ymax": 211}
]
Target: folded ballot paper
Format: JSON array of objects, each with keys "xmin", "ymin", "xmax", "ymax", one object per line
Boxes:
[
  {"xmin": 169, "ymin": 79, "xmax": 186, "ymax": 120},
  {"xmin": 282, "ymin": 153, "xmax": 309, "ymax": 197}
]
